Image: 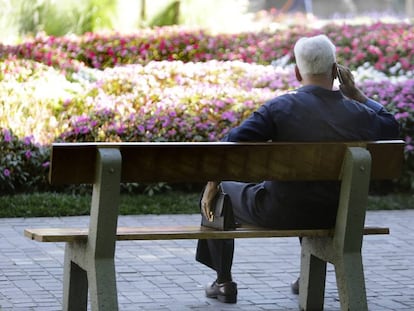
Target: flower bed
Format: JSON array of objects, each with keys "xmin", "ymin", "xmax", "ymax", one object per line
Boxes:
[
  {"xmin": 2, "ymin": 22, "xmax": 414, "ymax": 75},
  {"xmin": 0, "ymin": 22, "xmax": 413, "ymax": 193}
]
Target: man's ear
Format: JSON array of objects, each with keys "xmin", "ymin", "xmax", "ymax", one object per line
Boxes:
[{"xmin": 295, "ymin": 65, "xmax": 302, "ymax": 82}]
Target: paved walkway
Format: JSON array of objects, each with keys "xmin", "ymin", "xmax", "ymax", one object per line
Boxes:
[{"xmin": 0, "ymin": 209, "xmax": 413, "ymax": 311}]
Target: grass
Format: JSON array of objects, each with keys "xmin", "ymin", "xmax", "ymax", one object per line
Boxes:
[
  {"xmin": 0, "ymin": 191, "xmax": 412, "ymax": 218},
  {"xmin": 0, "ymin": 191, "xmax": 200, "ymax": 218},
  {"xmin": 365, "ymin": 193, "xmax": 414, "ymax": 210}
]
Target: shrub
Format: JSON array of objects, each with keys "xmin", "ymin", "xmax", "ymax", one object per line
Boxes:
[
  {"xmin": 56, "ymin": 61, "xmax": 297, "ymax": 143},
  {"xmin": 0, "ymin": 128, "xmax": 49, "ymax": 194},
  {"xmin": 362, "ymin": 79, "xmax": 414, "ymax": 191},
  {"xmin": 2, "ymin": 22, "xmax": 414, "ymax": 75},
  {"xmin": 0, "ymin": 56, "xmax": 87, "ymax": 143}
]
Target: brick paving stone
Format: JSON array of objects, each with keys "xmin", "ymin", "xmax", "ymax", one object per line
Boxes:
[{"xmin": 0, "ymin": 210, "xmax": 413, "ymax": 310}]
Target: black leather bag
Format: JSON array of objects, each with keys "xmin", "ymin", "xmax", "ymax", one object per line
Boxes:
[{"xmin": 201, "ymin": 185, "xmax": 236, "ymax": 230}]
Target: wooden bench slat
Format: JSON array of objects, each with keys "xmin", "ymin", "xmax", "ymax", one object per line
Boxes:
[
  {"xmin": 24, "ymin": 226, "xmax": 389, "ymax": 243},
  {"xmin": 49, "ymin": 140, "xmax": 405, "ymax": 184}
]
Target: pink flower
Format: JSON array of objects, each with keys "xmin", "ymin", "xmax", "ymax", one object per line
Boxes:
[
  {"xmin": 24, "ymin": 136, "xmax": 33, "ymax": 145},
  {"xmin": 395, "ymin": 112, "xmax": 409, "ymax": 120},
  {"xmin": 3, "ymin": 129, "xmax": 12, "ymax": 142},
  {"xmin": 222, "ymin": 111, "xmax": 237, "ymax": 123}
]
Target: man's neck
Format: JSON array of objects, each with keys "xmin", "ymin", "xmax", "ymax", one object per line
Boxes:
[{"xmin": 302, "ymin": 74, "xmax": 333, "ymax": 90}]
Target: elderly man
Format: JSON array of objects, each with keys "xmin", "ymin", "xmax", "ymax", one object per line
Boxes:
[{"xmin": 196, "ymin": 34, "xmax": 400, "ymax": 304}]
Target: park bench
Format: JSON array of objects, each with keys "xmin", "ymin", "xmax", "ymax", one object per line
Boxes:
[{"xmin": 24, "ymin": 140, "xmax": 404, "ymax": 311}]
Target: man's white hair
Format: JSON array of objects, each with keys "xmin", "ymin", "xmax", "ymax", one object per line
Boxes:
[{"xmin": 293, "ymin": 34, "xmax": 336, "ymax": 75}]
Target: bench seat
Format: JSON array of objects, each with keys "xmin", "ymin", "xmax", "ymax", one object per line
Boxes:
[{"xmin": 24, "ymin": 225, "xmax": 389, "ymax": 242}]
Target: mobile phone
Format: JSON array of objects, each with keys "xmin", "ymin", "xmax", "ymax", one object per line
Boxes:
[{"xmin": 336, "ymin": 65, "xmax": 344, "ymax": 84}]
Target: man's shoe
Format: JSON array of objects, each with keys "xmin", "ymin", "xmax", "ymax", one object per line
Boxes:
[
  {"xmin": 291, "ymin": 277, "xmax": 299, "ymax": 295},
  {"xmin": 205, "ymin": 280, "xmax": 237, "ymax": 303}
]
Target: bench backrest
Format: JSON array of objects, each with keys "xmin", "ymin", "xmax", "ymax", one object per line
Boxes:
[{"xmin": 49, "ymin": 141, "xmax": 404, "ymax": 185}]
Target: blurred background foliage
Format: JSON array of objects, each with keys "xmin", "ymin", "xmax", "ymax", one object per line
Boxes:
[
  {"xmin": 0, "ymin": 0, "xmax": 249, "ymax": 42},
  {"xmin": 1, "ymin": 0, "xmax": 410, "ymax": 42}
]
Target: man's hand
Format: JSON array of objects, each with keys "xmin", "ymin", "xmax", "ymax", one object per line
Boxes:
[
  {"xmin": 337, "ymin": 64, "xmax": 368, "ymax": 103},
  {"xmin": 201, "ymin": 181, "xmax": 219, "ymax": 221}
]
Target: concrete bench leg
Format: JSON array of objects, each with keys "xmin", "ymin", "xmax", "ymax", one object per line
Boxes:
[
  {"xmin": 62, "ymin": 242, "xmax": 118, "ymax": 311},
  {"xmin": 332, "ymin": 147, "xmax": 370, "ymax": 311},
  {"xmin": 62, "ymin": 148, "xmax": 122, "ymax": 311},
  {"xmin": 335, "ymin": 253, "xmax": 367, "ymax": 311},
  {"xmin": 63, "ymin": 244, "xmax": 88, "ymax": 311},
  {"xmin": 299, "ymin": 239, "xmax": 368, "ymax": 311},
  {"xmin": 299, "ymin": 239, "xmax": 327, "ymax": 311},
  {"xmin": 88, "ymin": 258, "xmax": 118, "ymax": 310},
  {"xmin": 300, "ymin": 147, "xmax": 372, "ymax": 311}
]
